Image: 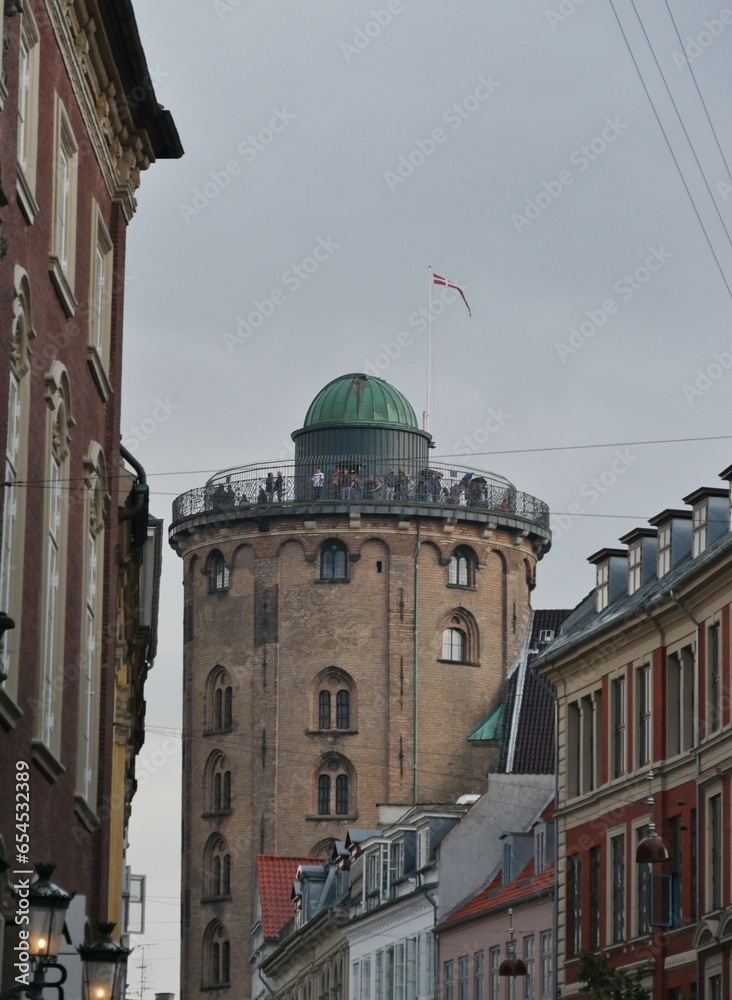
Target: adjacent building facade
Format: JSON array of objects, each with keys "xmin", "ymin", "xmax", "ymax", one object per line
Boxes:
[
  {"xmin": 537, "ymin": 465, "xmax": 732, "ymax": 999},
  {"xmin": 0, "ymin": 0, "xmax": 179, "ymax": 988},
  {"xmin": 170, "ymin": 372, "xmax": 552, "ymax": 999}
]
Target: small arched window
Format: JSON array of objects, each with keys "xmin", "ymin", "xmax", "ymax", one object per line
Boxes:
[
  {"xmin": 206, "ymin": 666, "xmax": 233, "ymax": 733},
  {"xmin": 319, "ymin": 691, "xmax": 331, "ymax": 730},
  {"xmin": 203, "ymin": 835, "xmax": 232, "ymax": 899},
  {"xmin": 318, "ymin": 774, "xmax": 331, "ymax": 815},
  {"xmin": 335, "ymin": 774, "xmax": 349, "ymax": 815},
  {"xmin": 448, "ymin": 547, "xmax": 474, "ymax": 587},
  {"xmin": 315, "ymin": 755, "xmax": 354, "ymax": 817},
  {"xmin": 336, "ymin": 690, "xmax": 350, "ymax": 730},
  {"xmin": 210, "ymin": 551, "xmax": 230, "ymax": 592},
  {"xmin": 320, "ymin": 540, "xmax": 348, "ymax": 581},
  {"xmin": 442, "ymin": 627, "xmax": 465, "ymax": 662},
  {"xmin": 207, "ymin": 753, "xmax": 232, "ymax": 814},
  {"xmin": 203, "ymin": 922, "xmax": 230, "ymax": 988}
]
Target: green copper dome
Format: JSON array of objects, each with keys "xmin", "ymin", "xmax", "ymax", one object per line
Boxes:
[{"xmin": 304, "ymin": 374, "xmax": 419, "ymax": 429}]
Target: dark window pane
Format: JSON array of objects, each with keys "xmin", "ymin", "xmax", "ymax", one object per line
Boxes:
[
  {"xmin": 336, "ymin": 690, "xmax": 350, "ymax": 729},
  {"xmin": 224, "ymin": 687, "xmax": 232, "ymax": 729},
  {"xmin": 319, "ymin": 690, "xmax": 331, "ymax": 729},
  {"xmin": 335, "ymin": 774, "xmax": 349, "ymax": 815},
  {"xmin": 318, "ymin": 774, "xmax": 331, "ymax": 815}
]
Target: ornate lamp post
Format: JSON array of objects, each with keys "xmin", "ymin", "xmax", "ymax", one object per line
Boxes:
[
  {"xmin": 78, "ymin": 924, "xmax": 132, "ymax": 1000},
  {"xmin": 635, "ymin": 770, "xmax": 670, "ymax": 864},
  {"xmin": 498, "ymin": 908, "xmax": 527, "ymax": 979}
]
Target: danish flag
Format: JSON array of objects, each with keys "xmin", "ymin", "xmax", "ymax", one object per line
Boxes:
[{"xmin": 432, "ymin": 273, "xmax": 472, "ymax": 317}]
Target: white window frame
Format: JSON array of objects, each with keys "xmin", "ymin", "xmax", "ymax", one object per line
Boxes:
[
  {"xmin": 538, "ymin": 933, "xmax": 551, "ymax": 999},
  {"xmin": 416, "ymin": 828, "xmax": 430, "ymax": 871},
  {"xmin": 595, "ymin": 561, "xmax": 609, "ymax": 611},
  {"xmin": 16, "ymin": 4, "xmax": 40, "ymax": 222},
  {"xmin": 707, "ymin": 621, "xmax": 721, "ymax": 736},
  {"xmin": 605, "ymin": 823, "xmax": 626, "ymax": 945},
  {"xmin": 627, "ymin": 542, "xmax": 642, "ymax": 594},
  {"xmin": 611, "ymin": 675, "xmax": 626, "ymax": 779},
  {"xmin": 49, "ymin": 96, "xmax": 79, "ymax": 316},
  {"xmin": 692, "ymin": 502, "xmax": 708, "ymax": 557},
  {"xmin": 706, "ymin": 786, "xmax": 723, "ymax": 913},
  {"xmin": 657, "ymin": 524, "xmax": 671, "ymax": 577},
  {"xmin": 87, "ymin": 202, "xmax": 114, "ymax": 400},
  {"xmin": 636, "ymin": 663, "xmax": 652, "ymax": 768}
]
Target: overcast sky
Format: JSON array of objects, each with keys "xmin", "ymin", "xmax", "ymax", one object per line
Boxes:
[{"xmin": 121, "ymin": 1, "xmax": 732, "ymax": 993}]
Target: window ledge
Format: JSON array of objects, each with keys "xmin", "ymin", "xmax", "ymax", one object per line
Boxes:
[
  {"xmin": 203, "ymin": 728, "xmax": 234, "ymax": 738},
  {"xmin": 306, "ymin": 813, "xmax": 358, "ymax": 822},
  {"xmin": 201, "ymin": 895, "xmax": 232, "ymax": 904},
  {"xmin": 16, "ymin": 165, "xmax": 39, "ymax": 225},
  {"xmin": 48, "ymin": 256, "xmax": 77, "ymax": 317},
  {"xmin": 208, "ymin": 588, "xmax": 230, "ymax": 596},
  {"xmin": 74, "ymin": 793, "xmax": 101, "ymax": 833},
  {"xmin": 31, "ymin": 740, "xmax": 66, "ymax": 783},
  {"xmin": 200, "ymin": 984, "xmax": 231, "ymax": 992},
  {"xmin": 315, "ymin": 578, "xmax": 349, "ymax": 584},
  {"xmin": 306, "ymin": 728, "xmax": 358, "ymax": 736},
  {"xmin": 446, "ymin": 583, "xmax": 476, "ymax": 591},
  {"xmin": 202, "ymin": 810, "xmax": 233, "ymax": 820},
  {"xmin": 0, "ymin": 686, "xmax": 23, "ymax": 730},
  {"xmin": 437, "ymin": 659, "xmax": 480, "ymax": 668},
  {"xmin": 87, "ymin": 345, "xmax": 112, "ymax": 403}
]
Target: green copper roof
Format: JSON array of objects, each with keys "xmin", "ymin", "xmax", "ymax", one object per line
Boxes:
[
  {"xmin": 467, "ymin": 703, "xmax": 504, "ymax": 743},
  {"xmin": 303, "ymin": 374, "xmax": 419, "ymax": 429}
]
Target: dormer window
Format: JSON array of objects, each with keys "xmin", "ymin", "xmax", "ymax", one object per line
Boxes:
[
  {"xmin": 657, "ymin": 525, "xmax": 671, "ymax": 577},
  {"xmin": 596, "ymin": 562, "xmax": 609, "ymax": 612},
  {"xmin": 692, "ymin": 502, "xmax": 707, "ymax": 557},
  {"xmin": 628, "ymin": 542, "xmax": 642, "ymax": 594},
  {"xmin": 416, "ymin": 828, "xmax": 430, "ymax": 870}
]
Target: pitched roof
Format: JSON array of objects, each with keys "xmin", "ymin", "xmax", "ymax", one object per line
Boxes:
[
  {"xmin": 438, "ymin": 861, "xmax": 555, "ymax": 929},
  {"xmin": 496, "ymin": 609, "xmax": 571, "ymax": 774},
  {"xmin": 257, "ymin": 855, "xmax": 320, "ymax": 939}
]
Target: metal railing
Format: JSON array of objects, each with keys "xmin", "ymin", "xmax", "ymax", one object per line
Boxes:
[{"xmin": 171, "ymin": 456, "xmax": 550, "ymax": 529}]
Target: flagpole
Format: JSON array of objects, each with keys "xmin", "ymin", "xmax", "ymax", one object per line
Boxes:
[{"xmin": 425, "ymin": 265, "xmax": 432, "ymax": 433}]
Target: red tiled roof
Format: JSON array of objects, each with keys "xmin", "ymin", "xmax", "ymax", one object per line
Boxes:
[
  {"xmin": 438, "ymin": 861, "xmax": 555, "ymax": 929},
  {"xmin": 257, "ymin": 855, "xmax": 320, "ymax": 939}
]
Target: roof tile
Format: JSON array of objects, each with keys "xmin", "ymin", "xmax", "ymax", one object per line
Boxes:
[{"xmin": 257, "ymin": 855, "xmax": 320, "ymax": 939}]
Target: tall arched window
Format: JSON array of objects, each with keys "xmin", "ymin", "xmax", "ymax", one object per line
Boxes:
[
  {"xmin": 205, "ymin": 666, "xmax": 233, "ymax": 733},
  {"xmin": 320, "ymin": 540, "xmax": 348, "ymax": 581},
  {"xmin": 209, "ymin": 550, "xmax": 230, "ymax": 593},
  {"xmin": 318, "ymin": 691, "xmax": 331, "ymax": 730},
  {"xmin": 448, "ymin": 546, "xmax": 475, "ymax": 587},
  {"xmin": 0, "ymin": 268, "xmax": 33, "ymax": 721},
  {"xmin": 313, "ymin": 669, "xmax": 356, "ymax": 732},
  {"xmin": 206, "ymin": 752, "xmax": 232, "ymax": 814},
  {"xmin": 336, "ymin": 690, "xmax": 350, "ymax": 730},
  {"xmin": 440, "ymin": 610, "xmax": 478, "ymax": 665},
  {"xmin": 203, "ymin": 835, "xmax": 232, "ymax": 899},
  {"xmin": 76, "ymin": 443, "xmax": 107, "ymax": 808},
  {"xmin": 36, "ymin": 362, "xmax": 73, "ymax": 763},
  {"xmin": 335, "ymin": 775, "xmax": 349, "ymax": 815},
  {"xmin": 441, "ymin": 627, "xmax": 465, "ymax": 662},
  {"xmin": 315, "ymin": 755, "xmax": 355, "ymax": 817},
  {"xmin": 203, "ymin": 921, "xmax": 230, "ymax": 988}
]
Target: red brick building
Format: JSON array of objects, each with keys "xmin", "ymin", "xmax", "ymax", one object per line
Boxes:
[
  {"xmin": 0, "ymin": 0, "xmax": 180, "ymax": 989},
  {"xmin": 537, "ymin": 467, "xmax": 732, "ymax": 999}
]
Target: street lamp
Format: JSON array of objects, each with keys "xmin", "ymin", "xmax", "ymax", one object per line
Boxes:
[
  {"xmin": 27, "ymin": 863, "xmax": 74, "ymax": 959},
  {"xmin": 498, "ymin": 908, "xmax": 527, "ymax": 978},
  {"xmin": 635, "ymin": 770, "xmax": 670, "ymax": 864},
  {"xmin": 78, "ymin": 923, "xmax": 132, "ymax": 1000}
]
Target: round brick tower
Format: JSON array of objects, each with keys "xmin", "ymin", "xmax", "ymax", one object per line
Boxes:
[{"xmin": 170, "ymin": 373, "xmax": 551, "ymax": 999}]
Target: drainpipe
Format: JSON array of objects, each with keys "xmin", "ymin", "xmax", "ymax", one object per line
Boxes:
[
  {"xmin": 414, "ymin": 521, "xmax": 421, "ymax": 804},
  {"xmin": 553, "ymin": 686, "xmax": 560, "ymax": 1000},
  {"xmin": 119, "ymin": 443, "xmax": 149, "ymax": 522},
  {"xmin": 426, "ymin": 889, "xmax": 438, "ymax": 1000},
  {"xmin": 668, "ymin": 590, "xmax": 701, "ymax": 999}
]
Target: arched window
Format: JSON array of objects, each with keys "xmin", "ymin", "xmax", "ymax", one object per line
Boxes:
[
  {"xmin": 318, "ymin": 691, "xmax": 331, "ymax": 730},
  {"xmin": 205, "ymin": 666, "xmax": 233, "ymax": 733},
  {"xmin": 203, "ymin": 921, "xmax": 230, "ymax": 988},
  {"xmin": 320, "ymin": 540, "xmax": 348, "ymax": 581},
  {"xmin": 318, "ymin": 774, "xmax": 331, "ymax": 815},
  {"xmin": 313, "ymin": 669, "xmax": 356, "ymax": 732},
  {"xmin": 209, "ymin": 551, "xmax": 230, "ymax": 593},
  {"xmin": 448, "ymin": 546, "xmax": 475, "ymax": 587},
  {"xmin": 336, "ymin": 690, "xmax": 350, "ymax": 730},
  {"xmin": 203, "ymin": 835, "xmax": 232, "ymax": 899},
  {"xmin": 206, "ymin": 752, "xmax": 232, "ymax": 814},
  {"xmin": 315, "ymin": 755, "xmax": 355, "ymax": 817},
  {"xmin": 335, "ymin": 775, "xmax": 349, "ymax": 815},
  {"xmin": 442, "ymin": 627, "xmax": 465, "ymax": 662},
  {"xmin": 440, "ymin": 610, "xmax": 478, "ymax": 665}
]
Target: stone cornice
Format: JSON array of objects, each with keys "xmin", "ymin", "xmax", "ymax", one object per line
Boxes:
[{"xmin": 44, "ymin": 0, "xmax": 179, "ymax": 221}]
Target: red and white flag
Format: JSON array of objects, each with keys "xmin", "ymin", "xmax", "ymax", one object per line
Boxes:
[{"xmin": 433, "ymin": 273, "xmax": 472, "ymax": 317}]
